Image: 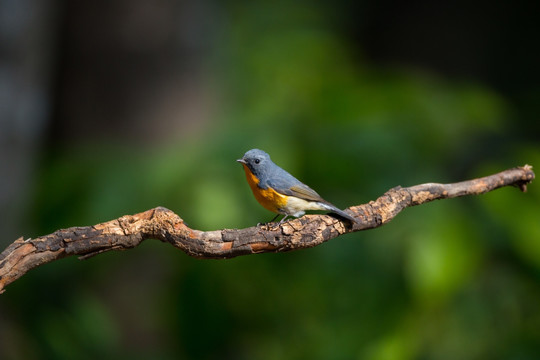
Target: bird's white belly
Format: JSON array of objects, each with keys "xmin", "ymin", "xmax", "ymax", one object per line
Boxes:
[{"xmin": 281, "ymin": 197, "xmax": 327, "ymax": 217}]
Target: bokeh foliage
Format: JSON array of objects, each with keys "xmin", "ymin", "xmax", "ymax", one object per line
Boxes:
[{"xmin": 1, "ymin": 1, "xmax": 539, "ymax": 359}]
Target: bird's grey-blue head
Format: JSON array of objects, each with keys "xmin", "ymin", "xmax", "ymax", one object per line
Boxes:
[{"xmin": 237, "ymin": 149, "xmax": 273, "ymax": 178}]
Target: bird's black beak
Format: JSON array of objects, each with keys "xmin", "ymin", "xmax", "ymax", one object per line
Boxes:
[{"xmin": 237, "ymin": 158, "xmax": 246, "ymax": 164}]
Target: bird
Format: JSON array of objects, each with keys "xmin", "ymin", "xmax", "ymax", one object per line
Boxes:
[{"xmin": 237, "ymin": 149, "xmax": 357, "ymax": 225}]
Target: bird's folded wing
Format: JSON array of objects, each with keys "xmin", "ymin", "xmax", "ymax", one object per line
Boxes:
[{"xmin": 269, "ymin": 179, "xmax": 326, "ymax": 203}]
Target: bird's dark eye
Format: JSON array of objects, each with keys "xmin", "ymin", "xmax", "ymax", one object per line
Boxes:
[{"xmin": 254, "ymin": 159, "xmax": 260, "ymax": 164}]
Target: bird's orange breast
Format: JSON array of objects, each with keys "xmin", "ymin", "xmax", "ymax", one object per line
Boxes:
[{"xmin": 241, "ymin": 164, "xmax": 287, "ymax": 213}]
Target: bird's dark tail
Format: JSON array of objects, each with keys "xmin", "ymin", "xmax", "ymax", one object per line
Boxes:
[{"xmin": 320, "ymin": 203, "xmax": 358, "ymax": 224}]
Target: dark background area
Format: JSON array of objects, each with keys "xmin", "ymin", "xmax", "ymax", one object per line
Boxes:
[{"xmin": 1, "ymin": 0, "xmax": 539, "ymax": 359}]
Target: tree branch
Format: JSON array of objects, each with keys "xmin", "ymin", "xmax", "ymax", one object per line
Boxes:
[{"xmin": 0, "ymin": 165, "xmax": 534, "ymax": 293}]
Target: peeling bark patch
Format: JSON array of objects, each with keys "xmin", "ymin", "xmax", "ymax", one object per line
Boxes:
[
  {"xmin": 250, "ymin": 242, "xmax": 278, "ymax": 252},
  {"xmin": 411, "ymin": 191, "xmax": 434, "ymax": 205}
]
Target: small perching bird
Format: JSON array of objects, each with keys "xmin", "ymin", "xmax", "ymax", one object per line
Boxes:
[{"xmin": 237, "ymin": 149, "xmax": 357, "ymax": 225}]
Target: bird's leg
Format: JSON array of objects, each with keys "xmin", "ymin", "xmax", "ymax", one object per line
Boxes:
[
  {"xmin": 268, "ymin": 215, "xmax": 289, "ymax": 230},
  {"xmin": 257, "ymin": 214, "xmax": 281, "ymax": 228},
  {"xmin": 258, "ymin": 214, "xmax": 289, "ymax": 230}
]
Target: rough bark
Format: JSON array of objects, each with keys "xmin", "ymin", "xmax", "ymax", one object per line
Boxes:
[{"xmin": 0, "ymin": 165, "xmax": 534, "ymax": 293}]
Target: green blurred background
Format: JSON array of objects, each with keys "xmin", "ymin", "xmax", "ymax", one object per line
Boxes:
[{"xmin": 1, "ymin": 0, "xmax": 539, "ymax": 359}]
